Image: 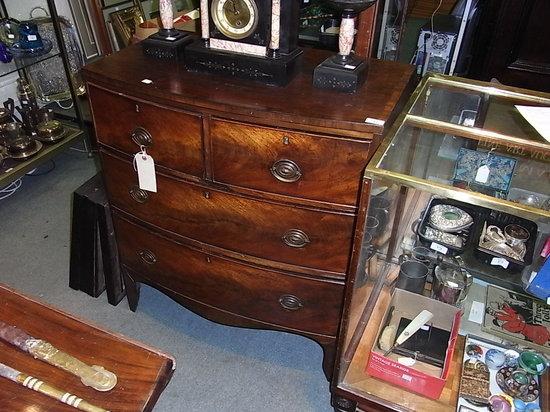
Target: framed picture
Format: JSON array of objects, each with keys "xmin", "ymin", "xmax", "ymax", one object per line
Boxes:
[
  {"xmin": 110, "ymin": 6, "xmax": 144, "ymax": 48},
  {"xmin": 483, "ymin": 285, "xmax": 550, "ymax": 354},
  {"xmin": 68, "ymin": 0, "xmax": 101, "ymax": 60}
]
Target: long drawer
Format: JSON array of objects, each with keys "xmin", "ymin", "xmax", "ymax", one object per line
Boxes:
[
  {"xmin": 210, "ymin": 119, "xmax": 371, "ymax": 206},
  {"xmin": 89, "ymin": 85, "xmax": 204, "ymax": 177},
  {"xmin": 114, "ymin": 214, "xmax": 344, "ymax": 336},
  {"xmin": 101, "ymin": 152, "xmax": 355, "ymax": 274}
]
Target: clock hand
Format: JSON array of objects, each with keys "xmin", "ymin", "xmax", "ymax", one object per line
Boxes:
[{"xmin": 230, "ymin": 0, "xmax": 238, "ymax": 15}]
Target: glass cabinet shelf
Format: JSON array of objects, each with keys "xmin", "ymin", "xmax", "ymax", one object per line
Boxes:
[
  {"xmin": 368, "ymin": 74, "xmax": 550, "ymax": 222},
  {"xmin": 333, "ymin": 74, "xmax": 550, "ymax": 412}
]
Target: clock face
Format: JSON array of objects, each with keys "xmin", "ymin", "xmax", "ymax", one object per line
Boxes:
[{"xmin": 211, "ymin": 0, "xmax": 259, "ymax": 40}]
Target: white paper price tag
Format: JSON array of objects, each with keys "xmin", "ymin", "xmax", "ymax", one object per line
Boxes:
[
  {"xmin": 491, "ymin": 257, "xmax": 509, "ymax": 269},
  {"xmin": 430, "ymin": 242, "xmax": 448, "ymax": 254},
  {"xmin": 134, "ymin": 151, "xmax": 157, "ymax": 192},
  {"xmin": 27, "ymin": 34, "xmax": 37, "ymax": 41},
  {"xmin": 475, "ymin": 165, "xmax": 490, "ymax": 183},
  {"xmin": 468, "ymin": 301, "xmax": 485, "ymax": 324}
]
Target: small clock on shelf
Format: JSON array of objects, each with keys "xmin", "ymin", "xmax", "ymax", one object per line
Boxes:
[{"xmin": 185, "ymin": 0, "xmax": 303, "ymax": 86}]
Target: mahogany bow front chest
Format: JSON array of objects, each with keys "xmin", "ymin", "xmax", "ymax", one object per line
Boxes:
[{"xmin": 83, "ymin": 45, "xmax": 415, "ymax": 379}]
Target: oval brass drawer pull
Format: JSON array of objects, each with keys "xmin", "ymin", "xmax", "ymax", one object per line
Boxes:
[
  {"xmin": 138, "ymin": 249, "xmax": 157, "ymax": 265},
  {"xmin": 279, "ymin": 294, "xmax": 303, "ymax": 311},
  {"xmin": 129, "ymin": 186, "xmax": 149, "ymax": 204},
  {"xmin": 282, "ymin": 229, "xmax": 310, "ymax": 248},
  {"xmin": 131, "ymin": 126, "xmax": 153, "ymax": 147},
  {"xmin": 270, "ymin": 159, "xmax": 302, "ymax": 183}
]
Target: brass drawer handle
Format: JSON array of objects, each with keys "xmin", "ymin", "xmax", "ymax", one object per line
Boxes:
[
  {"xmin": 279, "ymin": 294, "xmax": 303, "ymax": 311},
  {"xmin": 129, "ymin": 186, "xmax": 149, "ymax": 203},
  {"xmin": 270, "ymin": 159, "xmax": 302, "ymax": 183},
  {"xmin": 138, "ymin": 249, "xmax": 157, "ymax": 265},
  {"xmin": 131, "ymin": 126, "xmax": 153, "ymax": 147},
  {"xmin": 282, "ymin": 229, "xmax": 310, "ymax": 248}
]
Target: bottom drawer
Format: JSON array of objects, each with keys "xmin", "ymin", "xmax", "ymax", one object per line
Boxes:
[{"xmin": 113, "ymin": 215, "xmax": 344, "ymax": 336}]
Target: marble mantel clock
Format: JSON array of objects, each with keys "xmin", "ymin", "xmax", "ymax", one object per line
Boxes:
[{"xmin": 185, "ymin": 0, "xmax": 302, "ymax": 86}]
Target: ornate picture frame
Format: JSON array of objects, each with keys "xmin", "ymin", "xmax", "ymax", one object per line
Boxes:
[{"xmin": 110, "ymin": 5, "xmax": 144, "ymax": 48}]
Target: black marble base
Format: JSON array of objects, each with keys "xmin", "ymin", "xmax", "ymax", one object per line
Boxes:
[
  {"xmin": 313, "ymin": 55, "xmax": 368, "ymax": 93},
  {"xmin": 141, "ymin": 30, "xmax": 195, "ymax": 61},
  {"xmin": 184, "ymin": 40, "xmax": 303, "ymax": 86}
]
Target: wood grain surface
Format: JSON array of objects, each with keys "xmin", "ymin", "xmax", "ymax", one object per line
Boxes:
[
  {"xmin": 114, "ymin": 214, "xmax": 344, "ymax": 337},
  {"xmin": 89, "ymin": 84, "xmax": 204, "ymax": 178},
  {"xmin": 0, "ymin": 284, "xmax": 174, "ymax": 412},
  {"xmin": 101, "ymin": 152, "xmax": 356, "ymax": 274},
  {"xmin": 210, "ymin": 118, "xmax": 371, "ymax": 206},
  {"xmin": 83, "ymin": 45, "xmax": 416, "ymax": 138}
]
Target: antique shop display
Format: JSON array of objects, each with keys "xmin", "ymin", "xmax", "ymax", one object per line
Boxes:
[
  {"xmin": 0, "ymin": 320, "xmax": 117, "ymax": 391},
  {"xmin": 331, "ymin": 74, "xmax": 550, "ymax": 411},
  {"xmin": 0, "ymin": 75, "xmax": 70, "ymax": 163},
  {"xmin": 418, "ymin": 198, "xmax": 477, "ymax": 254},
  {"xmin": 0, "ymin": 121, "xmax": 41, "ymax": 160},
  {"xmin": 432, "ymin": 263, "xmax": 472, "ymax": 307},
  {"xmin": 141, "ymin": 0, "xmax": 194, "ymax": 60},
  {"xmin": 367, "ymin": 289, "xmax": 461, "ymax": 399},
  {"xmin": 483, "ymin": 285, "xmax": 550, "ymax": 354},
  {"xmin": 457, "ymin": 336, "xmax": 545, "ymax": 411},
  {"xmin": 185, "ymin": 0, "xmax": 303, "ymax": 85},
  {"xmin": 83, "ymin": 41, "xmax": 415, "ymax": 382},
  {"xmin": 24, "ymin": 10, "xmax": 85, "ymax": 102},
  {"xmin": 381, "ymin": 309, "xmax": 434, "ymax": 357},
  {"xmin": 0, "ymin": 362, "xmax": 108, "ymax": 412},
  {"xmin": 0, "ymin": 1, "xmax": 86, "ymax": 195},
  {"xmin": 312, "ymin": 0, "xmax": 376, "ymax": 92},
  {"xmin": 0, "ymin": 17, "xmax": 19, "ymax": 46}
]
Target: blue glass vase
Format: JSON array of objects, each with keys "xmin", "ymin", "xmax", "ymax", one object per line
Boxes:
[{"xmin": 18, "ymin": 21, "xmax": 43, "ymax": 50}]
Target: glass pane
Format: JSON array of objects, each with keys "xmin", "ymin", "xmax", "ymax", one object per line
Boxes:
[
  {"xmin": 479, "ymin": 95, "xmax": 549, "ymax": 144},
  {"xmin": 337, "ymin": 178, "xmax": 402, "ymax": 384},
  {"xmin": 378, "ymin": 124, "xmax": 550, "ymax": 207},
  {"xmin": 410, "ymin": 85, "xmax": 482, "ymax": 125}
]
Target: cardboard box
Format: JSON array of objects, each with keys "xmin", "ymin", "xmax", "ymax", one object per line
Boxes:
[{"xmin": 366, "ymin": 289, "xmax": 461, "ymax": 399}]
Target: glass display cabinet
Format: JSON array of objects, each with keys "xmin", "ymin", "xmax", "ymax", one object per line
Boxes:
[
  {"xmin": 0, "ymin": 0, "xmax": 85, "ymax": 188},
  {"xmin": 331, "ymin": 74, "xmax": 550, "ymax": 411}
]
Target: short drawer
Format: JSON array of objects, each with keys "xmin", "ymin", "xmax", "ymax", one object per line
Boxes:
[
  {"xmin": 101, "ymin": 152, "xmax": 355, "ymax": 274},
  {"xmin": 210, "ymin": 119, "xmax": 371, "ymax": 205},
  {"xmin": 89, "ymin": 85, "xmax": 203, "ymax": 177},
  {"xmin": 114, "ymin": 214, "xmax": 344, "ymax": 336}
]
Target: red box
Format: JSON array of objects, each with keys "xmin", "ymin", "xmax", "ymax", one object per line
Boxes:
[{"xmin": 366, "ymin": 289, "xmax": 462, "ymax": 399}]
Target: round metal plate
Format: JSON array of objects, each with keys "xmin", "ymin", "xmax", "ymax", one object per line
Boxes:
[{"xmin": 8, "ymin": 140, "xmax": 43, "ymax": 160}]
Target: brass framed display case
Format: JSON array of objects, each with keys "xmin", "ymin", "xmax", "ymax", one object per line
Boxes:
[{"xmin": 331, "ymin": 74, "xmax": 550, "ymax": 411}]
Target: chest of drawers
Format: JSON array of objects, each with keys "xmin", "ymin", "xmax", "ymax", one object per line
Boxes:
[{"xmin": 83, "ymin": 45, "xmax": 415, "ymax": 380}]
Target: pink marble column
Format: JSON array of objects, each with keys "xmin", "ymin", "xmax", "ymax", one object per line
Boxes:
[
  {"xmin": 200, "ymin": 0, "xmax": 210, "ymax": 40},
  {"xmin": 269, "ymin": 0, "xmax": 281, "ymax": 51},
  {"xmin": 339, "ymin": 14, "xmax": 355, "ymax": 57},
  {"xmin": 159, "ymin": 0, "xmax": 174, "ymax": 30}
]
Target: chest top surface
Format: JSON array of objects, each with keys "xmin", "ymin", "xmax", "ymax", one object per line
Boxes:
[{"xmin": 83, "ymin": 45, "xmax": 416, "ymax": 137}]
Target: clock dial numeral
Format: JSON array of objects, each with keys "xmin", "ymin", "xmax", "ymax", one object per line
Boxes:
[{"xmin": 211, "ymin": 0, "xmax": 258, "ymax": 40}]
